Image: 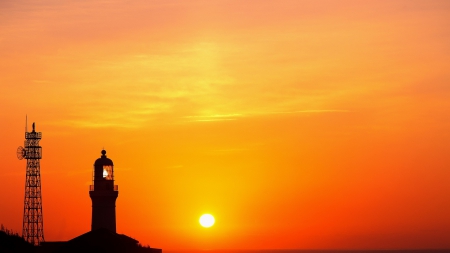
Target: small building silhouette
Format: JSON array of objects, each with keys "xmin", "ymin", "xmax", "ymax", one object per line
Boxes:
[{"xmin": 40, "ymin": 228, "xmax": 160, "ymax": 253}]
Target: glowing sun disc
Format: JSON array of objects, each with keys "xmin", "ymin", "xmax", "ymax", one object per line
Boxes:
[{"xmin": 199, "ymin": 214, "xmax": 215, "ymax": 227}]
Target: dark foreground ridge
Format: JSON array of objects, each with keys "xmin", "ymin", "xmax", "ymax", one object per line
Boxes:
[
  {"xmin": 0, "ymin": 226, "xmax": 34, "ymax": 253},
  {"xmin": 1, "ymin": 227, "xmax": 161, "ymax": 253}
]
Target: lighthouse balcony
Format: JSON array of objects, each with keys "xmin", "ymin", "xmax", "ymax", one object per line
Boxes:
[{"xmin": 89, "ymin": 185, "xmax": 118, "ymax": 191}]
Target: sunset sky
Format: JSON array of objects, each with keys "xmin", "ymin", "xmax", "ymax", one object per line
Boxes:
[{"xmin": 1, "ymin": 0, "xmax": 450, "ymax": 250}]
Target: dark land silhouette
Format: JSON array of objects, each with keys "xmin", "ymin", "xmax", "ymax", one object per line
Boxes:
[
  {"xmin": 0, "ymin": 225, "xmax": 34, "ymax": 253},
  {"xmin": 0, "ymin": 225, "xmax": 160, "ymax": 253}
]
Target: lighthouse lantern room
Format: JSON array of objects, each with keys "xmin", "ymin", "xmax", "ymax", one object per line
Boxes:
[{"xmin": 89, "ymin": 150, "xmax": 119, "ymax": 233}]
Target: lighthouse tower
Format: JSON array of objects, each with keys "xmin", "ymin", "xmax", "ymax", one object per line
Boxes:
[{"xmin": 89, "ymin": 150, "xmax": 119, "ymax": 233}]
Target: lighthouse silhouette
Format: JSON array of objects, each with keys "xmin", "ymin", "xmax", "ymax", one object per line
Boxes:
[
  {"xmin": 89, "ymin": 150, "xmax": 119, "ymax": 233},
  {"xmin": 37, "ymin": 149, "xmax": 162, "ymax": 253}
]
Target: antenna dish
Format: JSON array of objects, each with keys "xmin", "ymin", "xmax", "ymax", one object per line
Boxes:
[{"xmin": 17, "ymin": 146, "xmax": 26, "ymax": 160}]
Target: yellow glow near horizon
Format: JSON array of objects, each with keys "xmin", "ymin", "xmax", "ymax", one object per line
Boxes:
[{"xmin": 199, "ymin": 214, "xmax": 215, "ymax": 228}]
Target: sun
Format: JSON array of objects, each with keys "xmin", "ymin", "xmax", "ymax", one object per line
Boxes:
[{"xmin": 199, "ymin": 214, "xmax": 215, "ymax": 228}]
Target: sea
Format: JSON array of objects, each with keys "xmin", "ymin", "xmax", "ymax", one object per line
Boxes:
[{"xmin": 165, "ymin": 250, "xmax": 450, "ymax": 253}]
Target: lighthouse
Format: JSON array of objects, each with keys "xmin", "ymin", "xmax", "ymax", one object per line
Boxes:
[
  {"xmin": 38, "ymin": 149, "xmax": 161, "ymax": 253},
  {"xmin": 89, "ymin": 150, "xmax": 119, "ymax": 233}
]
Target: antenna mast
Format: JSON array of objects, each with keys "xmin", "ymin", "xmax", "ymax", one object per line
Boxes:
[{"xmin": 16, "ymin": 120, "xmax": 45, "ymax": 245}]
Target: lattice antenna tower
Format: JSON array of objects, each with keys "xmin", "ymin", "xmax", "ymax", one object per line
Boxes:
[{"xmin": 16, "ymin": 120, "xmax": 45, "ymax": 245}]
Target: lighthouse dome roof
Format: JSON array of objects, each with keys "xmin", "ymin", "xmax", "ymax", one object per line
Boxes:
[{"xmin": 94, "ymin": 150, "xmax": 114, "ymax": 166}]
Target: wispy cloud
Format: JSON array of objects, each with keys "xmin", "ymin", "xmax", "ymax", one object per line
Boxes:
[
  {"xmin": 182, "ymin": 110, "xmax": 349, "ymax": 123},
  {"xmin": 183, "ymin": 113, "xmax": 243, "ymax": 122},
  {"xmin": 264, "ymin": 109, "xmax": 350, "ymax": 114},
  {"xmin": 166, "ymin": 165, "xmax": 183, "ymax": 169},
  {"xmin": 32, "ymin": 80, "xmax": 52, "ymax": 84}
]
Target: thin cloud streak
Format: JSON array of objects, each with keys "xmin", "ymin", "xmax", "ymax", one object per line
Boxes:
[
  {"xmin": 183, "ymin": 110, "xmax": 350, "ymax": 123},
  {"xmin": 264, "ymin": 109, "xmax": 351, "ymax": 114}
]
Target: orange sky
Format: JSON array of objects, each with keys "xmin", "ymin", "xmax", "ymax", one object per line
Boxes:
[{"xmin": 1, "ymin": 0, "xmax": 450, "ymax": 250}]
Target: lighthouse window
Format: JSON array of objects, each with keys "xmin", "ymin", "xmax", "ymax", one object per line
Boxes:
[{"xmin": 103, "ymin": 165, "xmax": 113, "ymax": 180}]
